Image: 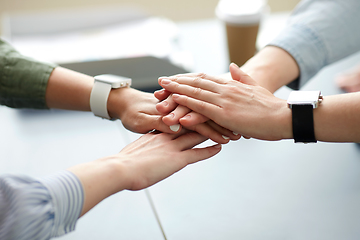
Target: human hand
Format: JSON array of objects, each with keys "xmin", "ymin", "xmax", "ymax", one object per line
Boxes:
[
  {"xmin": 156, "ymin": 73, "xmax": 232, "ymax": 127},
  {"xmin": 69, "ymin": 130, "xmax": 221, "ymax": 216},
  {"xmin": 107, "ymin": 87, "xmax": 182, "ymax": 134},
  {"xmin": 154, "ymin": 82, "xmax": 241, "ymax": 143},
  {"xmin": 117, "ymin": 130, "xmax": 221, "ymax": 191},
  {"xmin": 154, "ymin": 72, "xmax": 234, "ymax": 126},
  {"xmin": 336, "ymin": 64, "xmax": 360, "ymax": 93},
  {"xmin": 158, "ymin": 63, "xmax": 293, "ymax": 141}
]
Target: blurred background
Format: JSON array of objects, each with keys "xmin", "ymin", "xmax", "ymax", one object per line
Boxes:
[
  {"xmin": 0, "ymin": 0, "xmax": 301, "ymax": 91},
  {"xmin": 0, "ymin": 0, "xmax": 300, "ymax": 24}
]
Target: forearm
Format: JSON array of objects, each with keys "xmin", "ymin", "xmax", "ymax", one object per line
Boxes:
[
  {"xmin": 278, "ymin": 92, "xmax": 360, "ymax": 142},
  {"xmin": 67, "ymin": 157, "xmax": 127, "ymax": 216},
  {"xmin": 45, "ymin": 66, "xmax": 129, "ymax": 119},
  {"xmin": 241, "ymin": 46, "xmax": 299, "ymax": 93},
  {"xmin": 314, "ymin": 93, "xmax": 360, "ymax": 142},
  {"xmin": 45, "ymin": 67, "xmax": 93, "ymax": 111},
  {"xmin": 220, "ymin": 46, "xmax": 299, "ymax": 93}
]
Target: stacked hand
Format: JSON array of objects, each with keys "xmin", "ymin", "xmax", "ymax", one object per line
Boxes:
[
  {"xmin": 155, "ymin": 63, "xmax": 292, "ymax": 141},
  {"xmin": 116, "ymin": 85, "xmax": 241, "ymax": 144},
  {"xmin": 154, "ymin": 89, "xmax": 241, "ymax": 143}
]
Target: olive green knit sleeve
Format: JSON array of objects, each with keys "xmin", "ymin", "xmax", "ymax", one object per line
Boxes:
[{"xmin": 0, "ymin": 39, "xmax": 57, "ymax": 109}]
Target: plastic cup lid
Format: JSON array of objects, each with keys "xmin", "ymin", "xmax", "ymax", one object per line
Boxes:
[{"xmin": 215, "ymin": 0, "xmax": 268, "ymax": 25}]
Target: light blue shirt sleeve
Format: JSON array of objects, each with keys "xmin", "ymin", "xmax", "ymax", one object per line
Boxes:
[
  {"xmin": 0, "ymin": 171, "xmax": 84, "ymax": 240},
  {"xmin": 268, "ymin": 0, "xmax": 360, "ymax": 89}
]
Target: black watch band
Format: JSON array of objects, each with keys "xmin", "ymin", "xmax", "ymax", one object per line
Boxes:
[{"xmin": 292, "ymin": 104, "xmax": 316, "ymax": 143}]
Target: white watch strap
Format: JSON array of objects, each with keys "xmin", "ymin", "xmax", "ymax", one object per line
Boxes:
[{"xmin": 90, "ymin": 81, "xmax": 112, "ymax": 119}]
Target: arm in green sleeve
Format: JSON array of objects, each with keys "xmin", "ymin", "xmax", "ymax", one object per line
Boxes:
[{"xmin": 0, "ymin": 39, "xmax": 57, "ymax": 109}]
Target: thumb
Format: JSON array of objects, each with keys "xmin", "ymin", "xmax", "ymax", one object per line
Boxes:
[
  {"xmin": 154, "ymin": 89, "xmax": 171, "ymax": 101},
  {"xmin": 151, "ymin": 115, "xmax": 183, "ymax": 134},
  {"xmin": 122, "ymin": 114, "xmax": 182, "ymax": 134},
  {"xmin": 229, "ymin": 63, "xmax": 258, "ymax": 86}
]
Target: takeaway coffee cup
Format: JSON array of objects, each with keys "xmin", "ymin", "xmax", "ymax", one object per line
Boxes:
[{"xmin": 216, "ymin": 0, "xmax": 268, "ymax": 66}]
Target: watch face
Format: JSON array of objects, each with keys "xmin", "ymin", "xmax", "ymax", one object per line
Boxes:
[
  {"xmin": 287, "ymin": 91, "xmax": 322, "ymax": 108},
  {"xmin": 94, "ymin": 74, "xmax": 132, "ymax": 88}
]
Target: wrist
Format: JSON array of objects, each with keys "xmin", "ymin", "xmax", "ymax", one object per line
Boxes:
[
  {"xmin": 46, "ymin": 67, "xmax": 93, "ymax": 111},
  {"xmin": 96, "ymin": 156, "xmax": 129, "ymax": 193},
  {"xmin": 67, "ymin": 156, "xmax": 128, "ymax": 216},
  {"xmin": 107, "ymin": 87, "xmax": 132, "ymax": 120},
  {"xmin": 241, "ymin": 46, "xmax": 300, "ymax": 93},
  {"xmin": 241, "ymin": 64, "xmax": 274, "ymax": 92},
  {"xmin": 278, "ymin": 100, "xmax": 293, "ymax": 140}
]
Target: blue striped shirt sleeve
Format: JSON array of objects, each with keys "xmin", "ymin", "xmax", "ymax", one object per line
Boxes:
[{"xmin": 0, "ymin": 170, "xmax": 84, "ymax": 240}]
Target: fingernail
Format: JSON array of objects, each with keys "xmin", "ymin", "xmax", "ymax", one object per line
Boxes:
[
  {"xmin": 169, "ymin": 113, "xmax": 175, "ymax": 119},
  {"xmin": 233, "ymin": 132, "xmax": 239, "ymax": 136},
  {"xmin": 214, "ymin": 144, "xmax": 222, "ymax": 149},
  {"xmin": 172, "ymin": 94, "xmax": 179, "ymax": 99},
  {"xmin": 170, "ymin": 124, "xmax": 180, "ymax": 132},
  {"xmin": 180, "ymin": 115, "xmax": 190, "ymax": 122},
  {"xmin": 155, "ymin": 89, "xmax": 164, "ymax": 93},
  {"xmin": 230, "ymin": 62, "xmax": 239, "ymax": 68},
  {"xmin": 161, "ymin": 79, "xmax": 171, "ymax": 85},
  {"xmin": 222, "ymin": 135, "xmax": 230, "ymax": 140},
  {"xmin": 162, "ymin": 101, "xmax": 169, "ymax": 107}
]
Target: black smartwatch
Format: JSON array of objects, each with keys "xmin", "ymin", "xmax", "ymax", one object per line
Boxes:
[{"xmin": 287, "ymin": 91, "xmax": 323, "ymax": 143}]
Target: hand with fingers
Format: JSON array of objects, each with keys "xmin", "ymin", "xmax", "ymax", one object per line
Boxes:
[
  {"xmin": 69, "ymin": 130, "xmax": 222, "ymax": 216},
  {"xmin": 117, "ymin": 130, "xmax": 221, "ymax": 190},
  {"xmin": 157, "ymin": 63, "xmax": 293, "ymax": 141},
  {"xmin": 114, "ymin": 84, "xmax": 239, "ymax": 144},
  {"xmin": 154, "ymin": 80, "xmax": 242, "ymax": 143},
  {"xmin": 154, "ymin": 87, "xmax": 241, "ymax": 144},
  {"xmin": 111, "ymin": 87, "xmax": 184, "ymax": 134},
  {"xmin": 336, "ymin": 64, "xmax": 360, "ymax": 93}
]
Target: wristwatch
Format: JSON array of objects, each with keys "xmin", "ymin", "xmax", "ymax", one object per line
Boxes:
[
  {"xmin": 90, "ymin": 74, "xmax": 132, "ymax": 119},
  {"xmin": 287, "ymin": 91, "xmax": 323, "ymax": 143}
]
